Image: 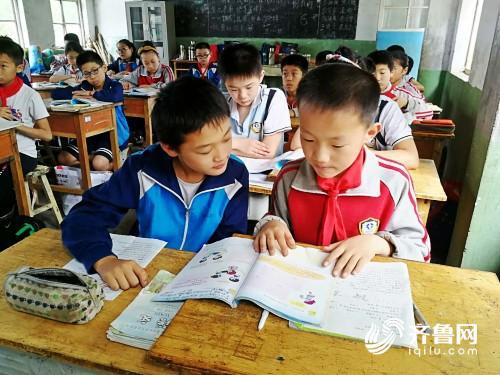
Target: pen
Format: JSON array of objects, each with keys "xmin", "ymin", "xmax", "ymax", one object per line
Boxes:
[
  {"xmin": 413, "ymin": 303, "xmax": 433, "ymax": 334},
  {"xmin": 258, "ymin": 309, "xmax": 269, "ymax": 331}
]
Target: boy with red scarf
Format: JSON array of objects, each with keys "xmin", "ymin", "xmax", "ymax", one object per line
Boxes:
[
  {"xmin": 189, "ymin": 42, "xmax": 220, "ymax": 87},
  {"xmin": 0, "ymin": 38, "xmax": 51, "ymax": 227},
  {"xmin": 253, "ymin": 64, "xmax": 430, "ymax": 278}
]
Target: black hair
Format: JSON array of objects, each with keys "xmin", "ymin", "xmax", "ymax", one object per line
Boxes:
[
  {"xmin": 315, "ymin": 50, "xmax": 333, "ymax": 66},
  {"xmin": 388, "ymin": 49, "xmax": 409, "ymax": 69},
  {"xmin": 218, "ymin": 43, "xmax": 262, "ymax": 79},
  {"xmin": 408, "ymin": 55, "xmax": 414, "ymax": 74},
  {"xmin": 359, "ymin": 56, "xmax": 376, "ymax": 74},
  {"xmin": 152, "ymin": 76, "xmax": 230, "ymax": 150},
  {"xmin": 334, "ymin": 45, "xmax": 356, "ymax": 63},
  {"xmin": 280, "ymin": 54, "xmax": 308, "ymax": 74},
  {"xmin": 142, "ymin": 40, "xmax": 156, "ymax": 48},
  {"xmin": 195, "ymin": 42, "xmax": 211, "ymax": 51},
  {"xmin": 117, "ymin": 39, "xmax": 138, "ymax": 60},
  {"xmin": 297, "ymin": 64, "xmax": 380, "ymax": 126},
  {"xmin": 65, "ymin": 41, "xmax": 84, "ymax": 55},
  {"xmin": 387, "ymin": 44, "xmax": 405, "ymax": 53},
  {"xmin": 64, "ymin": 33, "xmax": 80, "ymax": 44},
  {"xmin": 0, "ymin": 37, "xmax": 24, "ymax": 65},
  {"xmin": 367, "ymin": 50, "xmax": 394, "ymax": 71},
  {"xmin": 76, "ymin": 50, "xmax": 104, "ymax": 68}
]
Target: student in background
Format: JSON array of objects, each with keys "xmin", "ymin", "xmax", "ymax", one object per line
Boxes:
[
  {"xmin": 49, "ymin": 41, "xmax": 84, "ymax": 84},
  {"xmin": 120, "ymin": 45, "xmax": 174, "ymax": 89},
  {"xmin": 386, "ymin": 45, "xmax": 425, "ymax": 93},
  {"xmin": 49, "ymin": 33, "xmax": 81, "ymax": 73},
  {"xmin": 0, "ymin": 38, "xmax": 52, "ymax": 228},
  {"xmin": 280, "ymin": 54, "xmax": 308, "ymax": 118},
  {"xmin": 368, "ymin": 50, "xmax": 431, "ymax": 124},
  {"xmin": 315, "ymin": 50, "xmax": 333, "ymax": 66},
  {"xmin": 62, "ymin": 77, "xmax": 249, "ymax": 291},
  {"xmin": 189, "ymin": 42, "xmax": 220, "ymax": 87},
  {"xmin": 218, "ymin": 43, "xmax": 291, "ymax": 158},
  {"xmin": 107, "ymin": 39, "xmax": 139, "ymax": 79},
  {"xmin": 253, "ymin": 64, "xmax": 430, "ymax": 278},
  {"xmin": 52, "ymin": 51, "xmax": 129, "ymax": 171}
]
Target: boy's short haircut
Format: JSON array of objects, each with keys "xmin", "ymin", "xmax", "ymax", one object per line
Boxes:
[
  {"xmin": 358, "ymin": 56, "xmax": 375, "ymax": 73},
  {"xmin": 315, "ymin": 50, "xmax": 333, "ymax": 66},
  {"xmin": 218, "ymin": 43, "xmax": 262, "ymax": 79},
  {"xmin": 407, "ymin": 55, "xmax": 414, "ymax": 74},
  {"xmin": 195, "ymin": 42, "xmax": 210, "ymax": 51},
  {"xmin": 334, "ymin": 45, "xmax": 356, "ymax": 63},
  {"xmin": 64, "ymin": 33, "xmax": 80, "ymax": 44},
  {"xmin": 297, "ymin": 64, "xmax": 380, "ymax": 126},
  {"xmin": 0, "ymin": 37, "xmax": 24, "ymax": 65},
  {"xmin": 76, "ymin": 50, "xmax": 104, "ymax": 68},
  {"xmin": 280, "ymin": 54, "xmax": 308, "ymax": 74},
  {"xmin": 65, "ymin": 41, "xmax": 84, "ymax": 55},
  {"xmin": 367, "ymin": 50, "xmax": 394, "ymax": 71},
  {"xmin": 152, "ymin": 76, "xmax": 230, "ymax": 150},
  {"xmin": 388, "ymin": 49, "xmax": 409, "ymax": 69},
  {"xmin": 387, "ymin": 44, "xmax": 405, "ymax": 53}
]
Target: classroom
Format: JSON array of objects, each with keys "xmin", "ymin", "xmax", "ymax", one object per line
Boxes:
[{"xmin": 0, "ymin": 0, "xmax": 499, "ymax": 373}]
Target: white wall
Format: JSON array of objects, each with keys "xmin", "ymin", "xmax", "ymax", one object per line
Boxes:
[
  {"xmin": 355, "ymin": 0, "xmax": 380, "ymax": 40},
  {"xmin": 22, "ymin": 0, "xmax": 55, "ymax": 49},
  {"xmin": 92, "ymin": 0, "xmax": 128, "ymax": 56}
]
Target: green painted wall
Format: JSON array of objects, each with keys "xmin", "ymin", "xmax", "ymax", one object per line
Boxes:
[
  {"xmin": 417, "ymin": 69, "xmax": 447, "ymax": 104},
  {"xmin": 176, "ymin": 37, "xmax": 376, "ymax": 58}
]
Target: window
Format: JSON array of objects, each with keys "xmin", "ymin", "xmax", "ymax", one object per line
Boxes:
[
  {"xmin": 379, "ymin": 0, "xmax": 430, "ymax": 29},
  {"xmin": 451, "ymin": 0, "xmax": 484, "ymax": 77},
  {"xmin": 50, "ymin": 0, "xmax": 84, "ymax": 47},
  {"xmin": 0, "ymin": 0, "xmax": 25, "ymax": 44}
]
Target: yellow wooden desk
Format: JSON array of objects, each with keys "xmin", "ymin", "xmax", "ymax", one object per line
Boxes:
[
  {"xmin": 0, "ymin": 229, "xmax": 498, "ymax": 374},
  {"xmin": 30, "ymin": 73, "xmax": 52, "ymax": 83},
  {"xmin": 32, "ymin": 82, "xmax": 57, "ymax": 99},
  {"xmin": 250, "ymin": 158, "xmax": 446, "ymax": 225},
  {"xmin": 0, "ymin": 127, "xmax": 30, "ymax": 215},
  {"xmin": 48, "ymin": 103, "xmax": 121, "ymax": 195},
  {"xmin": 123, "ymin": 94, "xmax": 157, "ymax": 146}
]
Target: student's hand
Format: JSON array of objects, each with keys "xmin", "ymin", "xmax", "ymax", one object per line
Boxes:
[
  {"xmin": 94, "ymin": 255, "xmax": 148, "ymax": 291},
  {"xmin": 0, "ymin": 107, "xmax": 13, "ymax": 121},
  {"xmin": 121, "ymin": 81, "xmax": 132, "ymax": 90},
  {"xmin": 106, "ymin": 70, "xmax": 115, "ymax": 76},
  {"xmin": 396, "ymin": 95, "xmax": 408, "ymax": 109},
  {"xmin": 233, "ymin": 138, "xmax": 271, "ymax": 158},
  {"xmin": 321, "ymin": 234, "xmax": 392, "ymax": 278},
  {"xmin": 253, "ymin": 220, "xmax": 296, "ymax": 256}
]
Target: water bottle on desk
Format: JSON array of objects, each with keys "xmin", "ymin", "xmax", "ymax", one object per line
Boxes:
[
  {"xmin": 268, "ymin": 47, "xmax": 275, "ymax": 65},
  {"xmin": 188, "ymin": 41, "xmax": 196, "ymax": 61},
  {"xmin": 179, "ymin": 44, "xmax": 186, "ymax": 60}
]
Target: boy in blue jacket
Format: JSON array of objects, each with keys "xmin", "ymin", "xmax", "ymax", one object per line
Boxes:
[
  {"xmin": 52, "ymin": 50, "xmax": 129, "ymax": 171},
  {"xmin": 62, "ymin": 76, "xmax": 249, "ymax": 291}
]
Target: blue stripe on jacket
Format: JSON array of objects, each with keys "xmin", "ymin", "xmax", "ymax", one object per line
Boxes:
[
  {"xmin": 51, "ymin": 75, "xmax": 130, "ymax": 148},
  {"xmin": 61, "ymin": 144, "xmax": 249, "ymax": 272}
]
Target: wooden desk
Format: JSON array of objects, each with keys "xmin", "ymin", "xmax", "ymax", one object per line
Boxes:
[
  {"xmin": 123, "ymin": 94, "xmax": 157, "ymax": 146},
  {"xmin": 413, "ymin": 131, "xmax": 454, "ymax": 172},
  {"xmin": 32, "ymin": 82, "xmax": 57, "ymax": 99},
  {"xmin": 249, "ymin": 158, "xmax": 447, "ymax": 225},
  {"xmin": 0, "ymin": 127, "xmax": 30, "ymax": 215},
  {"xmin": 3, "ymin": 230, "xmax": 498, "ymax": 374},
  {"xmin": 31, "ymin": 73, "xmax": 52, "ymax": 83},
  {"xmin": 48, "ymin": 104, "xmax": 121, "ymax": 195}
]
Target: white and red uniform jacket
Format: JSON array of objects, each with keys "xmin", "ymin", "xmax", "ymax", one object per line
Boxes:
[
  {"xmin": 382, "ymin": 82, "xmax": 433, "ymax": 123},
  {"xmin": 259, "ymin": 148, "xmax": 431, "ymax": 262}
]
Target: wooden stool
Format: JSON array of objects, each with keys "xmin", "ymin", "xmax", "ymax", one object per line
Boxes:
[{"xmin": 24, "ymin": 165, "xmax": 63, "ymax": 225}]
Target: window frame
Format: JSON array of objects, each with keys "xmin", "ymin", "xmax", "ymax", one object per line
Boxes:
[
  {"xmin": 0, "ymin": 0, "xmax": 26, "ymax": 46},
  {"xmin": 378, "ymin": 0, "xmax": 430, "ymax": 30},
  {"xmin": 51, "ymin": 0, "xmax": 86, "ymax": 47}
]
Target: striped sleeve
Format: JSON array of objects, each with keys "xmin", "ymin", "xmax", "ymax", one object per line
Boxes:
[{"xmin": 376, "ymin": 157, "xmax": 431, "ymax": 262}]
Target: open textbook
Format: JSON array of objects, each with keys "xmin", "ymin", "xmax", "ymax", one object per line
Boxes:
[
  {"xmin": 290, "ymin": 262, "xmax": 417, "ymax": 349},
  {"xmin": 0, "ymin": 118, "xmax": 20, "ymax": 131},
  {"xmin": 107, "ymin": 270, "xmax": 183, "ymax": 349},
  {"xmin": 124, "ymin": 87, "xmax": 159, "ymax": 97},
  {"xmin": 64, "ymin": 234, "xmax": 166, "ymax": 300},
  {"xmin": 154, "ymin": 237, "xmax": 416, "ymax": 348},
  {"xmin": 240, "ymin": 149, "xmax": 304, "ymax": 174},
  {"xmin": 50, "ymin": 98, "xmax": 109, "ymax": 111},
  {"xmin": 154, "ymin": 237, "xmax": 332, "ymax": 325}
]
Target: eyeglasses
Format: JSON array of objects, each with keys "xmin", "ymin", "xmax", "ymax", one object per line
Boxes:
[
  {"xmin": 82, "ymin": 67, "xmax": 102, "ymax": 78},
  {"xmin": 196, "ymin": 54, "xmax": 210, "ymax": 59},
  {"xmin": 117, "ymin": 47, "xmax": 130, "ymax": 53}
]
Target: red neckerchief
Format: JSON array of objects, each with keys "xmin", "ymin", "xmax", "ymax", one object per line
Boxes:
[
  {"xmin": 197, "ymin": 63, "xmax": 208, "ymax": 79},
  {"xmin": 0, "ymin": 76, "xmax": 24, "ymax": 106},
  {"xmin": 382, "ymin": 83, "xmax": 398, "ymax": 100},
  {"xmin": 316, "ymin": 149, "xmax": 365, "ymax": 245}
]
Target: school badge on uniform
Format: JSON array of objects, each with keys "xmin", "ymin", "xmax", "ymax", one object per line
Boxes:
[
  {"xmin": 250, "ymin": 122, "xmax": 262, "ymax": 133},
  {"xmin": 359, "ymin": 218, "xmax": 379, "ymax": 235}
]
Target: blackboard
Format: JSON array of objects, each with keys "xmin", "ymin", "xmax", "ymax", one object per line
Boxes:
[{"xmin": 171, "ymin": 0, "xmax": 359, "ymax": 39}]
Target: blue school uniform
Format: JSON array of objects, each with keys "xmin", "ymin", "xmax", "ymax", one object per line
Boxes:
[
  {"xmin": 61, "ymin": 144, "xmax": 249, "ymax": 271},
  {"xmin": 189, "ymin": 62, "xmax": 221, "ymax": 87},
  {"xmin": 108, "ymin": 57, "xmax": 140, "ymax": 73}
]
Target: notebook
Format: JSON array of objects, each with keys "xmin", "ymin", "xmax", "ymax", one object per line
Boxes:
[
  {"xmin": 0, "ymin": 118, "xmax": 20, "ymax": 131},
  {"xmin": 50, "ymin": 98, "xmax": 108, "ymax": 112},
  {"xmin": 240, "ymin": 149, "xmax": 304, "ymax": 174}
]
